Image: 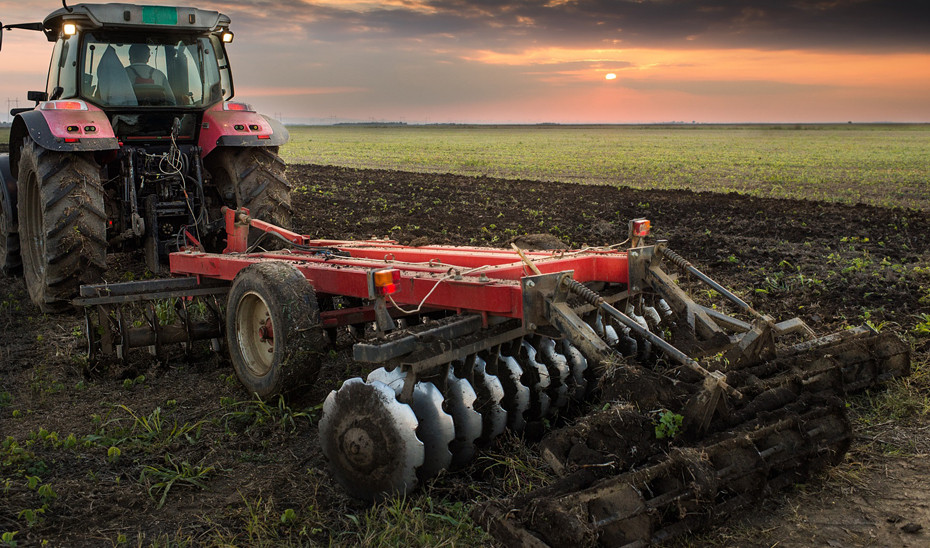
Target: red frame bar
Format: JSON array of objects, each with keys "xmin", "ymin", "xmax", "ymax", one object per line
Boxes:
[{"xmin": 173, "ymin": 212, "xmax": 630, "ymax": 320}]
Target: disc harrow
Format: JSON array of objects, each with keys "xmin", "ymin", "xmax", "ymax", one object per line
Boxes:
[{"xmin": 74, "ymin": 209, "xmax": 911, "ymax": 540}]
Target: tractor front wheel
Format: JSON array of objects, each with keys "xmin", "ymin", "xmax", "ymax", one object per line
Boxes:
[
  {"xmin": 226, "ymin": 261, "xmax": 327, "ymax": 399},
  {"xmin": 16, "ymin": 139, "xmax": 106, "ymax": 312},
  {"xmin": 205, "ymin": 147, "xmax": 293, "ymax": 228}
]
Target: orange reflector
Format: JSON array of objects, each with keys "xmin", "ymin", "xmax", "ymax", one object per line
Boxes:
[
  {"xmin": 631, "ymin": 219, "xmax": 651, "ymax": 237},
  {"xmin": 373, "ymin": 269, "xmax": 401, "ymax": 295}
]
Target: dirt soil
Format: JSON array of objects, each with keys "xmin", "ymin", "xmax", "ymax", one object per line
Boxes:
[{"xmin": 1, "ymin": 163, "xmax": 928, "ymax": 546}]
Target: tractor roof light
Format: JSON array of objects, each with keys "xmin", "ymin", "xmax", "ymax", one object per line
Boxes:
[
  {"xmin": 41, "ymin": 100, "xmax": 88, "ymax": 111},
  {"xmin": 371, "ymin": 269, "xmax": 401, "ymax": 296},
  {"xmin": 223, "ymin": 101, "xmax": 253, "ymax": 112},
  {"xmin": 63, "ymin": 23, "xmax": 77, "ymax": 35},
  {"xmin": 221, "ymin": 31, "xmax": 234, "ymax": 43}
]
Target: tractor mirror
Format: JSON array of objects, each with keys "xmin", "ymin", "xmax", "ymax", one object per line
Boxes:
[
  {"xmin": 1, "ymin": 23, "xmax": 4, "ymax": 52},
  {"xmin": 27, "ymin": 90, "xmax": 49, "ymax": 103}
]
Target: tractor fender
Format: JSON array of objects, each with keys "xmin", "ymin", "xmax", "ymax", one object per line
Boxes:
[
  {"xmin": 0, "ymin": 154, "xmax": 16, "ymax": 229},
  {"xmin": 199, "ymin": 103, "xmax": 289, "ymax": 157},
  {"xmin": 10, "ymin": 105, "xmax": 118, "ymax": 173}
]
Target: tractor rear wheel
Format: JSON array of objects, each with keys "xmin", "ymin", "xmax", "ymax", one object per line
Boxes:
[
  {"xmin": 0, "ymin": 198, "xmax": 20, "ymax": 277},
  {"xmin": 205, "ymin": 147, "xmax": 293, "ymax": 228},
  {"xmin": 16, "ymin": 139, "xmax": 106, "ymax": 312},
  {"xmin": 226, "ymin": 261, "xmax": 326, "ymax": 399}
]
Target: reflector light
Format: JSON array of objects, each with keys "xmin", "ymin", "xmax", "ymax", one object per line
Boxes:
[
  {"xmin": 373, "ymin": 269, "xmax": 401, "ymax": 295},
  {"xmin": 41, "ymin": 100, "xmax": 88, "ymax": 111},
  {"xmin": 257, "ymin": 135, "xmax": 271, "ymax": 140},
  {"xmin": 63, "ymin": 23, "xmax": 77, "ymax": 35},
  {"xmin": 64, "ymin": 138, "xmax": 80, "ymax": 143},
  {"xmin": 631, "ymin": 219, "xmax": 651, "ymax": 237},
  {"xmin": 223, "ymin": 102, "xmax": 253, "ymax": 112}
]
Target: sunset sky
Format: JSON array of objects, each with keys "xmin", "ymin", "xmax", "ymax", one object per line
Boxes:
[{"xmin": 1, "ymin": 1, "xmax": 928, "ymax": 123}]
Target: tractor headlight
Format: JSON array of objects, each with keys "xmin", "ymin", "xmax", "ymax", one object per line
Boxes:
[
  {"xmin": 221, "ymin": 31, "xmax": 234, "ymax": 43},
  {"xmin": 63, "ymin": 23, "xmax": 77, "ymax": 36}
]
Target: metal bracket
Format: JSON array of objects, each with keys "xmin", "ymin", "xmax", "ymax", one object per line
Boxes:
[
  {"xmin": 521, "ymin": 270, "xmax": 573, "ymax": 331},
  {"xmin": 626, "ymin": 245, "xmax": 653, "ymax": 294}
]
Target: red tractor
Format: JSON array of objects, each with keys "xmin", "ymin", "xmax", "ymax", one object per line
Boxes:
[{"xmin": 0, "ymin": 1, "xmax": 291, "ymax": 311}]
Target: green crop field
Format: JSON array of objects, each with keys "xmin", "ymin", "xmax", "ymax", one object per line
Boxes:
[
  {"xmin": 280, "ymin": 124, "xmax": 930, "ymax": 210},
  {"xmin": 3, "ymin": 124, "xmax": 929, "ymax": 209}
]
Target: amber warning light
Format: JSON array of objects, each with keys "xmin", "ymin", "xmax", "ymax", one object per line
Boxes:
[
  {"xmin": 630, "ymin": 219, "xmax": 651, "ymax": 238},
  {"xmin": 372, "ymin": 269, "xmax": 401, "ymax": 296}
]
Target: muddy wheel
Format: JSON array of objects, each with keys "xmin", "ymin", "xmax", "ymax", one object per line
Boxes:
[
  {"xmin": 205, "ymin": 147, "xmax": 292, "ymax": 227},
  {"xmin": 226, "ymin": 261, "xmax": 326, "ymax": 399},
  {"xmin": 0, "ymin": 194, "xmax": 20, "ymax": 277},
  {"xmin": 16, "ymin": 138, "xmax": 106, "ymax": 312}
]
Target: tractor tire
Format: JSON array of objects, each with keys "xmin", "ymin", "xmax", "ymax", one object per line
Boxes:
[
  {"xmin": 226, "ymin": 261, "xmax": 326, "ymax": 399},
  {"xmin": 16, "ymin": 139, "xmax": 106, "ymax": 312},
  {"xmin": 0, "ymin": 198, "xmax": 21, "ymax": 277},
  {"xmin": 205, "ymin": 147, "xmax": 293, "ymax": 228}
]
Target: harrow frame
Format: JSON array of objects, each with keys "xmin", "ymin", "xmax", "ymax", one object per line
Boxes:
[{"xmin": 74, "ymin": 207, "xmax": 910, "ymax": 544}]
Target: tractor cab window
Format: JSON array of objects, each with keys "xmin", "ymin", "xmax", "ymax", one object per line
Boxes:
[
  {"xmin": 80, "ymin": 33, "xmax": 227, "ymax": 108},
  {"xmin": 47, "ymin": 34, "xmax": 80, "ymax": 100}
]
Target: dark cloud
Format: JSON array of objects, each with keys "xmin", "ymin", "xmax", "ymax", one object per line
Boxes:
[{"xmin": 219, "ymin": 0, "xmax": 930, "ymax": 53}]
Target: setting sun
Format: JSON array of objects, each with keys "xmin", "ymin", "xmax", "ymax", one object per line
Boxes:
[{"xmin": 605, "ymin": 73, "xmax": 617, "ymax": 80}]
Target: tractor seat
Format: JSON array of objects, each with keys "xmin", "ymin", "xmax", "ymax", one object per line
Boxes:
[{"xmin": 132, "ymin": 84, "xmax": 170, "ymax": 106}]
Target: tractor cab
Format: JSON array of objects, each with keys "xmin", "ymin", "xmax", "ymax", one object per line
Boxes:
[
  {"xmin": 0, "ymin": 3, "xmax": 291, "ymax": 313},
  {"xmin": 40, "ymin": 3, "xmax": 235, "ymax": 140}
]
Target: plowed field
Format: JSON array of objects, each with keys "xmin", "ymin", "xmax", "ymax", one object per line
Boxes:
[{"xmin": 1, "ymin": 162, "xmax": 928, "ymax": 546}]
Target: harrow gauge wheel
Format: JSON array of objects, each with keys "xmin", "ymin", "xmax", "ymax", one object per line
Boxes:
[
  {"xmin": 234, "ymin": 291, "xmax": 275, "ymax": 377},
  {"xmin": 226, "ymin": 262, "xmax": 326, "ymax": 399}
]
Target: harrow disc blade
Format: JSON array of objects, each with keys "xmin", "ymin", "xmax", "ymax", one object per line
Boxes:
[
  {"xmin": 519, "ymin": 340, "xmax": 551, "ymax": 419},
  {"xmin": 537, "ymin": 337, "xmax": 570, "ymax": 409},
  {"xmin": 409, "ymin": 381, "xmax": 455, "ymax": 481},
  {"xmin": 366, "ymin": 367, "xmax": 455, "ymax": 480},
  {"xmin": 366, "ymin": 366, "xmax": 405, "ymax": 389},
  {"xmin": 561, "ymin": 341, "xmax": 589, "ymax": 400},
  {"xmin": 445, "ymin": 370, "xmax": 483, "ymax": 467},
  {"xmin": 319, "ymin": 378, "xmax": 424, "ymax": 501},
  {"xmin": 495, "ymin": 351, "xmax": 530, "ymax": 432},
  {"xmin": 473, "ymin": 356, "xmax": 508, "ymax": 443}
]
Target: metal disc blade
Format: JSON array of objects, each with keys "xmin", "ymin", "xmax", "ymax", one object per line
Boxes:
[
  {"xmin": 410, "ymin": 381, "xmax": 455, "ymax": 482},
  {"xmin": 366, "ymin": 366, "xmax": 405, "ymax": 392},
  {"xmin": 604, "ymin": 324, "xmax": 620, "ymax": 347},
  {"xmin": 538, "ymin": 337, "xmax": 570, "ymax": 409},
  {"xmin": 319, "ymin": 378, "xmax": 423, "ymax": 501},
  {"xmin": 520, "ymin": 340, "xmax": 551, "ymax": 418},
  {"xmin": 445, "ymin": 370, "xmax": 482, "ymax": 467},
  {"xmin": 496, "ymin": 351, "xmax": 529, "ymax": 432},
  {"xmin": 473, "ymin": 356, "xmax": 507, "ymax": 443},
  {"xmin": 561, "ymin": 340, "xmax": 589, "ymax": 400}
]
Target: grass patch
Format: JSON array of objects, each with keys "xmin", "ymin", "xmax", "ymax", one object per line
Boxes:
[{"xmin": 280, "ymin": 124, "xmax": 930, "ymax": 210}]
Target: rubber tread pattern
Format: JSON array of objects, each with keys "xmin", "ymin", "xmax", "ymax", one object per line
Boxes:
[
  {"xmin": 206, "ymin": 146, "xmax": 293, "ymax": 228},
  {"xmin": 16, "ymin": 139, "xmax": 105, "ymax": 311}
]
